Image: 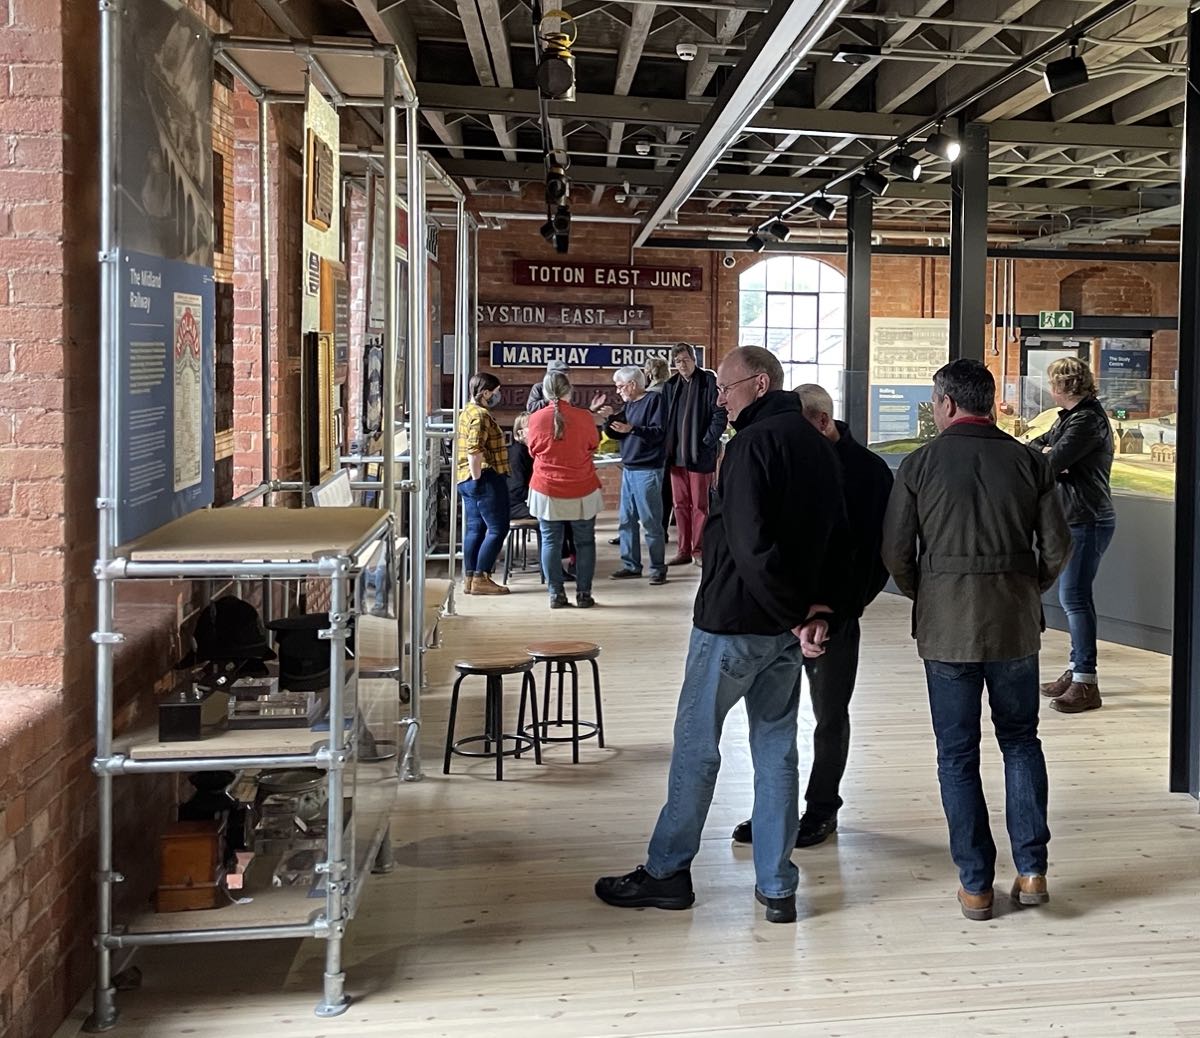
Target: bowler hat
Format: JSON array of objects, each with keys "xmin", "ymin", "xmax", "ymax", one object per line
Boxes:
[{"xmin": 194, "ymin": 596, "xmax": 276, "ymax": 663}]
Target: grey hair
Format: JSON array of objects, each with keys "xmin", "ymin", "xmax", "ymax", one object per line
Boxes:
[
  {"xmin": 795, "ymin": 383, "xmax": 834, "ymax": 419},
  {"xmin": 543, "ymin": 370, "xmax": 572, "ymax": 440},
  {"xmin": 613, "ymin": 366, "xmax": 646, "ymax": 389},
  {"xmin": 730, "ymin": 346, "xmax": 784, "ymax": 392},
  {"xmin": 542, "ymin": 370, "xmax": 572, "ymax": 402}
]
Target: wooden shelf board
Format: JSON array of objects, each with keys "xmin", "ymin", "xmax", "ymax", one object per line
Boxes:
[{"xmin": 118, "ymin": 507, "xmax": 391, "ymax": 563}]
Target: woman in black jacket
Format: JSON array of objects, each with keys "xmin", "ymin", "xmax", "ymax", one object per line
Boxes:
[{"xmin": 1030, "ymin": 357, "xmax": 1115, "ymax": 714}]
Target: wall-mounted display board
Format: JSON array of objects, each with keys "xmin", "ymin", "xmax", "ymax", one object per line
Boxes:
[
  {"xmin": 301, "ymin": 331, "xmax": 337, "ymax": 486},
  {"xmin": 479, "ymin": 302, "xmax": 653, "ymax": 329},
  {"xmin": 302, "ymin": 82, "xmax": 339, "ymax": 334},
  {"xmin": 116, "ymin": 0, "xmax": 215, "ymax": 542},
  {"xmin": 512, "ymin": 260, "xmax": 703, "ymax": 291},
  {"xmin": 320, "ymin": 258, "xmax": 350, "ymax": 374},
  {"xmin": 867, "ymin": 318, "xmax": 949, "ymax": 447},
  {"xmin": 490, "ymin": 341, "xmax": 705, "ymax": 369}
]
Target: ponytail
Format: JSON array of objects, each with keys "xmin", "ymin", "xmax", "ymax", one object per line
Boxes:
[{"xmin": 542, "ymin": 370, "xmax": 572, "ymax": 440}]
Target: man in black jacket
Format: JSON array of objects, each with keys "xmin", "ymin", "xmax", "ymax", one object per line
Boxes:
[
  {"xmin": 730, "ymin": 383, "xmax": 893, "ymax": 850},
  {"xmin": 595, "ymin": 347, "xmax": 845, "ymax": 924},
  {"xmin": 662, "ymin": 343, "xmax": 727, "ymax": 567}
]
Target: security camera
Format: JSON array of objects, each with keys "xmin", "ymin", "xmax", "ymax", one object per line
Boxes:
[
  {"xmin": 614, "ymin": 191, "xmax": 627, "ymax": 204},
  {"xmin": 721, "ymin": 251, "xmax": 736, "ymax": 269},
  {"xmin": 634, "ymin": 138, "xmax": 652, "ymax": 157},
  {"xmin": 676, "ymin": 42, "xmax": 698, "ymax": 62}
]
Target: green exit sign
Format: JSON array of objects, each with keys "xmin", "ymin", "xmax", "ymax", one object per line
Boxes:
[{"xmin": 1039, "ymin": 309, "xmax": 1075, "ymax": 330}]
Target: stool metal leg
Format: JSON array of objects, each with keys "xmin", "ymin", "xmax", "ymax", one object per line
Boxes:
[
  {"xmin": 503, "ymin": 533, "xmax": 515, "ymax": 584},
  {"xmin": 589, "ymin": 658, "xmax": 605, "ymax": 748},
  {"xmin": 525, "ymin": 671, "xmax": 542, "ymax": 765},
  {"xmin": 541, "ymin": 660, "xmax": 552, "ymax": 732},
  {"xmin": 569, "ymin": 660, "xmax": 580, "ymax": 764},
  {"xmin": 489, "ymin": 674, "xmax": 504, "ymax": 780},
  {"xmin": 443, "ymin": 673, "xmax": 466, "ymax": 774},
  {"xmin": 483, "ymin": 680, "xmax": 494, "ymax": 755},
  {"xmin": 556, "ymin": 661, "xmax": 566, "ymax": 725}
]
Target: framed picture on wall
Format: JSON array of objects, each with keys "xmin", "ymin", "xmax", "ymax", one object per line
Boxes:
[
  {"xmin": 305, "ymin": 128, "xmax": 334, "ymax": 232},
  {"xmin": 301, "ymin": 330, "xmax": 337, "ymax": 485}
]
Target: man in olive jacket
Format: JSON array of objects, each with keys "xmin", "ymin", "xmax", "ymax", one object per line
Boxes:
[{"xmin": 882, "ymin": 359, "xmax": 1071, "ymax": 923}]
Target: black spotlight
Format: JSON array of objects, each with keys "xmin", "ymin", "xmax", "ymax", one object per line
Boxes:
[
  {"xmin": 545, "ymin": 164, "xmax": 569, "ymax": 205},
  {"xmin": 766, "ymin": 220, "xmax": 791, "ymax": 242},
  {"xmin": 833, "ymin": 43, "xmax": 881, "ymax": 65},
  {"xmin": 809, "ymin": 196, "xmax": 837, "ymax": 221},
  {"xmin": 747, "ymin": 233, "xmax": 766, "ymax": 253},
  {"xmin": 858, "ymin": 168, "xmax": 889, "ymax": 198},
  {"xmin": 1044, "ymin": 44, "xmax": 1088, "ymax": 95},
  {"xmin": 888, "ymin": 152, "xmax": 922, "ymax": 182},
  {"xmin": 539, "ymin": 219, "xmax": 556, "ymax": 244},
  {"xmin": 926, "ymin": 130, "xmax": 961, "ymax": 163}
]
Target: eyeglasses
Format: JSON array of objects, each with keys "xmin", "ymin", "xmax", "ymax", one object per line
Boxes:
[{"xmin": 715, "ymin": 373, "xmax": 761, "ymax": 396}]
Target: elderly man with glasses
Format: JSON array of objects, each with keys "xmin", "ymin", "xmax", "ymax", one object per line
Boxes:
[
  {"xmin": 596, "ymin": 346, "xmax": 847, "ymax": 924},
  {"xmin": 604, "ymin": 365, "xmax": 669, "ymax": 585}
]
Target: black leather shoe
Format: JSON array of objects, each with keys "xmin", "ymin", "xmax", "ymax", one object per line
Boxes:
[
  {"xmin": 595, "ymin": 866, "xmax": 694, "ymax": 910},
  {"xmin": 796, "ymin": 813, "xmax": 838, "ymax": 848},
  {"xmin": 608, "ymin": 536, "xmax": 620, "ymax": 545},
  {"xmin": 575, "ymin": 592, "xmax": 595, "ymax": 609},
  {"xmin": 731, "ymin": 814, "xmax": 837, "ymax": 848},
  {"xmin": 549, "ymin": 592, "xmax": 570, "ymax": 609},
  {"xmin": 610, "ymin": 569, "xmax": 643, "ymax": 580},
  {"xmin": 755, "ymin": 888, "xmax": 797, "ymax": 924}
]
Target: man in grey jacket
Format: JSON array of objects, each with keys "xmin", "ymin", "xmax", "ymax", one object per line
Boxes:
[{"xmin": 882, "ymin": 359, "xmax": 1071, "ymax": 923}]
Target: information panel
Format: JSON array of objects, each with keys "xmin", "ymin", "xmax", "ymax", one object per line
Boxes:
[
  {"xmin": 868, "ymin": 318, "xmax": 949, "ymax": 445},
  {"xmin": 119, "ymin": 251, "xmax": 215, "ymax": 541}
]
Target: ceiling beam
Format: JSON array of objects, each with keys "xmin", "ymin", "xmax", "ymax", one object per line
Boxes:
[
  {"xmin": 686, "ymin": 8, "xmax": 750, "ymax": 98},
  {"xmin": 437, "ymin": 157, "xmax": 1175, "ymax": 208},
  {"xmin": 602, "ymin": 3, "xmax": 658, "ymax": 204},
  {"xmin": 1113, "ymin": 74, "xmax": 1184, "ymax": 123},
  {"xmin": 814, "ymin": 0, "xmax": 947, "ymax": 110},
  {"xmin": 876, "ymin": 0, "xmax": 1042, "ymax": 114},
  {"xmin": 634, "ymin": 0, "xmax": 851, "ymax": 246},
  {"xmin": 956, "ymin": 2, "xmax": 1182, "ymax": 123},
  {"xmin": 349, "ymin": 0, "xmax": 421, "ymax": 75},
  {"xmin": 414, "ymin": 82, "xmax": 1186, "ymax": 150}
]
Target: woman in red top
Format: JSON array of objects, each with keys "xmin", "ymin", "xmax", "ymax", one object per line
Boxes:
[{"xmin": 526, "ymin": 370, "xmax": 603, "ymax": 609}]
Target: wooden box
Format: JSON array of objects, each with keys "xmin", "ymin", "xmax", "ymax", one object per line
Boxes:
[{"xmin": 156, "ymin": 818, "xmax": 227, "ymax": 912}]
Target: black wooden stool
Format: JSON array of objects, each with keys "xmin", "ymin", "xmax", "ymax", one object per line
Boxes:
[
  {"xmin": 444, "ymin": 651, "xmax": 541, "ymax": 780},
  {"xmin": 522, "ymin": 641, "xmax": 604, "ymax": 763}
]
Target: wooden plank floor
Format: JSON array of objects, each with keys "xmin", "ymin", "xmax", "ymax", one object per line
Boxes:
[{"xmin": 60, "ymin": 521, "xmax": 1200, "ymax": 1038}]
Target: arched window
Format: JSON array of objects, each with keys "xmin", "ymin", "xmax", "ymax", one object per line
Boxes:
[{"xmin": 738, "ymin": 256, "xmax": 846, "ymax": 409}]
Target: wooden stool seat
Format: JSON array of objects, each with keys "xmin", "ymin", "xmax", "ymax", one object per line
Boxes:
[
  {"xmin": 520, "ymin": 642, "xmax": 605, "ymax": 763},
  {"xmin": 444, "ymin": 654, "xmax": 542, "ymax": 780},
  {"xmin": 510, "ymin": 517, "xmax": 540, "ymax": 529},
  {"xmin": 454, "ymin": 651, "xmax": 535, "ymax": 675},
  {"xmin": 524, "ymin": 640, "xmax": 601, "ymax": 661}
]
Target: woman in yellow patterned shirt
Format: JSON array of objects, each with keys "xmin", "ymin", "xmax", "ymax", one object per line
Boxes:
[{"xmin": 457, "ymin": 372, "xmax": 512, "ymax": 596}]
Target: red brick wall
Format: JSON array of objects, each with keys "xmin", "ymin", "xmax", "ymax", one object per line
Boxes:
[{"xmin": 0, "ymin": 0, "xmax": 306, "ymax": 1034}]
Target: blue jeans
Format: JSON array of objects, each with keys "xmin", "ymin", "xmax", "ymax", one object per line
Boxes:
[
  {"xmin": 1058, "ymin": 519, "xmax": 1116, "ymax": 680},
  {"xmin": 539, "ymin": 516, "xmax": 596, "ymax": 598},
  {"xmin": 619, "ymin": 467, "xmax": 666, "ymax": 577},
  {"xmin": 924, "ymin": 656, "xmax": 1050, "ymax": 894},
  {"xmin": 459, "ymin": 469, "xmax": 511, "ymax": 574},
  {"xmin": 647, "ymin": 628, "xmax": 805, "ymax": 899}
]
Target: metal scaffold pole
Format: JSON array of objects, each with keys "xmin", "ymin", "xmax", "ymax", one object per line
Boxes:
[{"xmin": 402, "ymin": 104, "xmax": 426, "ymax": 782}]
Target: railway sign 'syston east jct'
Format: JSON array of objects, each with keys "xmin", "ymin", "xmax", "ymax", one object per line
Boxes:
[{"xmin": 478, "ymin": 302, "xmax": 653, "ymax": 329}]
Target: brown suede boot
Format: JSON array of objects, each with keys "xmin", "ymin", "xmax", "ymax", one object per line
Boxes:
[
  {"xmin": 472, "ymin": 573, "xmax": 511, "ymax": 596},
  {"xmin": 1040, "ymin": 669, "xmax": 1072, "ymax": 699},
  {"xmin": 1050, "ymin": 681, "xmax": 1101, "ymax": 713},
  {"xmin": 1011, "ymin": 874, "xmax": 1050, "ymax": 906},
  {"xmin": 957, "ymin": 887, "xmax": 994, "ymax": 921},
  {"xmin": 463, "ymin": 573, "xmax": 475, "ymax": 595}
]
